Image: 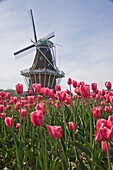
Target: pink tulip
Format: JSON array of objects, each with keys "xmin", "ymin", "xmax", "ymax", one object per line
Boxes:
[
  {"xmin": 56, "ymin": 91, "xmax": 66, "ymax": 102},
  {"xmin": 5, "ymin": 92, "xmax": 10, "ymax": 99},
  {"xmin": 37, "ymin": 95, "xmax": 43, "ymax": 100},
  {"xmin": 32, "ymin": 83, "xmax": 41, "ymax": 93},
  {"xmin": 108, "ymin": 115, "xmax": 113, "ymax": 122},
  {"xmin": 68, "ymin": 122, "xmax": 76, "ymax": 131},
  {"xmin": 100, "ymin": 126, "xmax": 113, "ymax": 141},
  {"xmin": 91, "ymin": 83, "xmax": 97, "ymax": 92},
  {"xmin": 5, "ymin": 117, "xmax": 14, "ymax": 127},
  {"xmin": 55, "ymin": 85, "xmax": 61, "ymax": 91},
  {"xmin": 0, "ymin": 105, "xmax": 4, "ymax": 113},
  {"xmin": 28, "ymin": 96, "xmax": 35, "ymax": 104},
  {"xmin": 105, "ymin": 81, "xmax": 112, "ymax": 90},
  {"xmin": 0, "ymin": 91, "xmax": 5, "ymax": 99},
  {"xmin": 16, "ymin": 83, "xmax": 23, "ymax": 95},
  {"xmin": 21, "ymin": 109, "xmax": 27, "ymax": 117},
  {"xmin": 15, "ymin": 102, "xmax": 21, "ymax": 110},
  {"xmin": 64, "ymin": 97, "xmax": 71, "ymax": 105},
  {"xmin": 101, "ymin": 141, "xmax": 110, "ymax": 153},
  {"xmin": 36, "ymin": 102, "xmax": 46, "ymax": 115},
  {"xmin": 92, "ymin": 107, "xmax": 102, "ymax": 119},
  {"xmin": 67, "ymin": 78, "xmax": 72, "ymax": 85},
  {"xmin": 96, "ymin": 119, "xmax": 108, "ymax": 131},
  {"xmin": 29, "ymin": 89, "xmax": 33, "ymax": 95},
  {"xmin": 80, "ymin": 84, "xmax": 90, "ymax": 98},
  {"xmin": 30, "ymin": 110, "xmax": 44, "ymax": 126},
  {"xmin": 72, "ymin": 80, "xmax": 77, "ymax": 88},
  {"xmin": 95, "ymin": 118, "xmax": 113, "ymax": 141},
  {"xmin": 16, "ymin": 123, "xmax": 20, "ymax": 129},
  {"xmin": 0, "ymin": 113, "xmax": 6, "ymax": 120},
  {"xmin": 95, "ymin": 131, "xmax": 103, "ymax": 143},
  {"xmin": 46, "ymin": 124, "xmax": 62, "ymax": 139},
  {"xmin": 101, "ymin": 89, "xmax": 106, "ymax": 96},
  {"xmin": 54, "ymin": 101, "xmax": 60, "ymax": 108},
  {"xmin": 104, "ymin": 106, "xmax": 111, "ymax": 113}
]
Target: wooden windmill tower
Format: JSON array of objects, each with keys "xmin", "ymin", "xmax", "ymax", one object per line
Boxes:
[{"xmin": 14, "ymin": 9, "xmax": 65, "ymax": 90}]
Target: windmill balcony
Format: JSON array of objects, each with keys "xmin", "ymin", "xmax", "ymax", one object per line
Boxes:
[{"xmin": 20, "ymin": 68, "xmax": 65, "ymax": 78}]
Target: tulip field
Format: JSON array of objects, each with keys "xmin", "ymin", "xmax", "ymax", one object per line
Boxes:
[{"xmin": 1, "ymin": 78, "xmax": 113, "ymax": 169}]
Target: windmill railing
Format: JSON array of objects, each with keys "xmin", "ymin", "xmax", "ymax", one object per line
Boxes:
[{"xmin": 20, "ymin": 68, "xmax": 65, "ymax": 78}]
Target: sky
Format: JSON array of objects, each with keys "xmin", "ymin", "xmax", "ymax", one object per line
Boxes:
[{"xmin": 0, "ymin": 0, "xmax": 113, "ymax": 91}]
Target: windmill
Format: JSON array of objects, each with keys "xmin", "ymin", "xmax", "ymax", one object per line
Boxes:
[{"xmin": 14, "ymin": 9, "xmax": 65, "ymax": 90}]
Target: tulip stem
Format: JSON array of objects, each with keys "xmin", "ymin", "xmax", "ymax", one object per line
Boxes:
[
  {"xmin": 12, "ymin": 127, "xmax": 21, "ymax": 170},
  {"xmin": 90, "ymin": 109, "xmax": 93, "ymax": 161},
  {"xmin": 106, "ymin": 141, "xmax": 111, "ymax": 170},
  {"xmin": 58, "ymin": 140, "xmax": 64, "ymax": 170}
]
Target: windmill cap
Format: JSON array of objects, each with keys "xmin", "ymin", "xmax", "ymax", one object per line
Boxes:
[{"xmin": 37, "ymin": 39, "xmax": 53, "ymax": 47}]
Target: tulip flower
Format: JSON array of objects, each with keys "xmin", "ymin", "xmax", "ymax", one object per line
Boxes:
[
  {"xmin": 55, "ymin": 85, "xmax": 61, "ymax": 91},
  {"xmin": 41, "ymin": 87, "xmax": 50, "ymax": 97},
  {"xmin": 68, "ymin": 122, "xmax": 76, "ymax": 131},
  {"xmin": 67, "ymin": 78, "xmax": 72, "ymax": 85},
  {"xmin": 30, "ymin": 110, "xmax": 44, "ymax": 126},
  {"xmin": 92, "ymin": 107, "xmax": 102, "ymax": 119},
  {"xmin": 16, "ymin": 102, "xmax": 21, "ymax": 110},
  {"xmin": 80, "ymin": 84, "xmax": 90, "ymax": 98},
  {"xmin": 0, "ymin": 113, "xmax": 6, "ymax": 120},
  {"xmin": 105, "ymin": 81, "xmax": 112, "ymax": 90},
  {"xmin": 28, "ymin": 96, "xmax": 35, "ymax": 104},
  {"xmin": 104, "ymin": 106, "xmax": 111, "ymax": 113},
  {"xmin": 91, "ymin": 83, "xmax": 97, "ymax": 92},
  {"xmin": 16, "ymin": 123, "xmax": 20, "ymax": 129},
  {"xmin": 101, "ymin": 141, "xmax": 110, "ymax": 153},
  {"xmin": 36, "ymin": 102, "xmax": 46, "ymax": 115},
  {"xmin": 64, "ymin": 97, "xmax": 71, "ymax": 105},
  {"xmin": 0, "ymin": 105, "xmax": 4, "ymax": 113},
  {"xmin": 29, "ymin": 89, "xmax": 33, "ymax": 95},
  {"xmin": 5, "ymin": 92, "xmax": 10, "ymax": 99},
  {"xmin": 72, "ymin": 80, "xmax": 77, "ymax": 88},
  {"xmin": 46, "ymin": 124, "xmax": 62, "ymax": 139},
  {"xmin": 16, "ymin": 83, "xmax": 23, "ymax": 95},
  {"xmin": 54, "ymin": 101, "xmax": 60, "ymax": 108},
  {"xmin": 95, "ymin": 131, "xmax": 103, "ymax": 143},
  {"xmin": 32, "ymin": 83, "xmax": 41, "ymax": 93},
  {"xmin": 21, "ymin": 109, "xmax": 27, "ymax": 118},
  {"xmin": 4, "ymin": 117, "xmax": 14, "ymax": 127},
  {"xmin": 95, "ymin": 118, "xmax": 113, "ymax": 141}
]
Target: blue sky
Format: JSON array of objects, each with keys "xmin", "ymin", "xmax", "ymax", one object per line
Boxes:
[{"xmin": 0, "ymin": 0, "xmax": 113, "ymax": 91}]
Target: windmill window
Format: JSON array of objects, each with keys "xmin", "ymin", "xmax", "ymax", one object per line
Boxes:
[{"xmin": 40, "ymin": 56, "xmax": 43, "ymax": 60}]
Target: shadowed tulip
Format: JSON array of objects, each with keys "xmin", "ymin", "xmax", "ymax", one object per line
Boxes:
[
  {"xmin": 0, "ymin": 113, "xmax": 6, "ymax": 120},
  {"xmin": 0, "ymin": 105, "xmax": 4, "ymax": 113},
  {"xmin": 101, "ymin": 141, "xmax": 110, "ymax": 153},
  {"xmin": 68, "ymin": 122, "xmax": 76, "ymax": 131}
]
